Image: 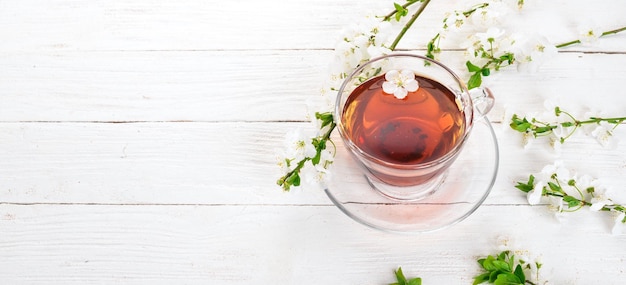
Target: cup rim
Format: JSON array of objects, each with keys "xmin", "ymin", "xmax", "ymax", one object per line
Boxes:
[{"xmin": 334, "ymin": 52, "xmax": 474, "ymax": 170}]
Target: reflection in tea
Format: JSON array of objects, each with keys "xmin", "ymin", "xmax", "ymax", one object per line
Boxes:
[{"xmin": 341, "ymin": 73, "xmax": 466, "ymax": 165}]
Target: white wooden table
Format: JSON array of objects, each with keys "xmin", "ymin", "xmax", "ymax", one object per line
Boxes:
[{"xmin": 1, "ymin": 0, "xmax": 625, "ymax": 283}]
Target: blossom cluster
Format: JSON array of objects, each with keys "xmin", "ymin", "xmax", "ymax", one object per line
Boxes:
[
  {"xmin": 516, "ymin": 161, "xmax": 626, "ymax": 235},
  {"xmin": 508, "ymin": 101, "xmax": 624, "ymax": 151},
  {"xmin": 426, "ymin": 1, "xmax": 560, "ymax": 88}
]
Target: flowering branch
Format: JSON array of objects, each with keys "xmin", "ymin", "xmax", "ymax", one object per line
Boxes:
[
  {"xmin": 514, "ymin": 162, "xmax": 626, "ymax": 235},
  {"xmin": 556, "ymin": 26, "xmax": 626, "ymax": 48},
  {"xmin": 388, "ymin": 0, "xmax": 432, "ymax": 50},
  {"xmin": 423, "ymin": 2, "xmax": 626, "ymax": 89},
  {"xmin": 425, "ymin": 2, "xmax": 490, "ymax": 62},
  {"xmin": 276, "ymin": 112, "xmax": 336, "ymax": 191},
  {"xmin": 509, "ymin": 106, "xmax": 625, "ymax": 146},
  {"xmin": 464, "ymin": 25, "xmax": 626, "ymax": 89}
]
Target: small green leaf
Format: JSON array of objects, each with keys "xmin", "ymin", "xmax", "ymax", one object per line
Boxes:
[
  {"xmin": 515, "ymin": 175, "xmax": 535, "ymax": 193},
  {"xmin": 468, "ymin": 72, "xmax": 483, "ymax": 89},
  {"xmin": 514, "ymin": 123, "xmax": 532, "ymax": 133},
  {"xmin": 285, "ymin": 172, "xmax": 300, "ymax": 187},
  {"xmin": 494, "ymin": 273, "xmax": 522, "ymax": 285},
  {"xmin": 473, "ymin": 272, "xmax": 491, "ymax": 285},
  {"xmin": 513, "ymin": 264, "xmax": 526, "ymax": 283},
  {"xmin": 563, "ymin": 195, "xmax": 581, "ymax": 207},
  {"xmin": 391, "ymin": 267, "xmax": 421, "ymax": 285},
  {"xmin": 481, "ymin": 68, "xmax": 491, "ymax": 76},
  {"xmin": 489, "ymin": 271, "xmax": 499, "ymax": 282},
  {"xmin": 547, "ymin": 182, "xmax": 560, "ymax": 192},
  {"xmin": 466, "ymin": 61, "xmax": 482, "ymax": 72},
  {"xmin": 393, "ymin": 3, "xmax": 408, "ymax": 21},
  {"xmin": 493, "ymin": 260, "xmax": 511, "ymax": 272},
  {"xmin": 315, "ymin": 112, "xmax": 334, "ymax": 128},
  {"xmin": 497, "ymin": 251, "xmax": 509, "ymax": 262},
  {"xmin": 482, "ymin": 256, "xmax": 497, "ymax": 271},
  {"xmin": 394, "ymin": 267, "xmax": 408, "ymax": 285},
  {"xmin": 534, "ymin": 126, "xmax": 554, "ymax": 134}
]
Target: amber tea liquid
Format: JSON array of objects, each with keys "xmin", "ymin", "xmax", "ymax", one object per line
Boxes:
[{"xmin": 341, "ymin": 73, "xmax": 466, "ymax": 166}]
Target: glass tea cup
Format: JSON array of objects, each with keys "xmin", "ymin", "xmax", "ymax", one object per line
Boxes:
[{"xmin": 335, "ymin": 53, "xmax": 494, "ymax": 201}]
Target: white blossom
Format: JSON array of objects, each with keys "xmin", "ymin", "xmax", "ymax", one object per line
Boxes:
[
  {"xmin": 612, "ymin": 212, "xmax": 625, "ymax": 235},
  {"xmin": 527, "ymin": 181, "xmax": 544, "ymax": 205},
  {"xmin": 468, "ymin": 1, "xmax": 510, "ymax": 29},
  {"xmin": 283, "ymin": 128, "xmax": 317, "ymax": 162},
  {"xmin": 515, "ymin": 34, "xmax": 558, "ymax": 73},
  {"xmin": 521, "ymin": 131, "xmax": 535, "ymax": 149},
  {"xmin": 300, "ymin": 159, "xmax": 332, "ymax": 190},
  {"xmin": 590, "ymin": 121, "xmax": 618, "ymax": 148},
  {"xmin": 330, "ymin": 14, "xmax": 394, "ymax": 77},
  {"xmin": 382, "ymin": 69, "xmax": 419, "ymax": 99},
  {"xmin": 589, "ymin": 188, "xmax": 614, "ymax": 212},
  {"xmin": 578, "ymin": 25, "xmax": 603, "ymax": 45},
  {"xmin": 443, "ymin": 11, "xmax": 466, "ymax": 32},
  {"xmin": 547, "ymin": 196, "xmax": 566, "ymax": 222},
  {"xmin": 539, "ymin": 160, "xmax": 570, "ymax": 183}
]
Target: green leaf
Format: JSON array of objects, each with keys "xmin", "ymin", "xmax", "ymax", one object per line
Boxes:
[
  {"xmin": 489, "ymin": 271, "xmax": 499, "ymax": 282},
  {"xmin": 481, "ymin": 68, "xmax": 491, "ymax": 76},
  {"xmin": 513, "ymin": 264, "xmax": 526, "ymax": 283},
  {"xmin": 473, "ymin": 272, "xmax": 491, "ymax": 285},
  {"xmin": 547, "ymin": 182, "xmax": 560, "ymax": 192},
  {"xmin": 393, "ymin": 3, "xmax": 408, "ymax": 21},
  {"xmin": 497, "ymin": 251, "xmax": 509, "ymax": 262},
  {"xmin": 315, "ymin": 112, "xmax": 334, "ymax": 128},
  {"xmin": 394, "ymin": 267, "xmax": 408, "ymax": 285},
  {"xmin": 285, "ymin": 172, "xmax": 300, "ymax": 187},
  {"xmin": 477, "ymin": 258, "xmax": 486, "ymax": 266},
  {"xmin": 534, "ymin": 126, "xmax": 554, "ymax": 134},
  {"xmin": 466, "ymin": 61, "xmax": 482, "ymax": 72},
  {"xmin": 492, "ymin": 260, "xmax": 512, "ymax": 272},
  {"xmin": 509, "ymin": 115, "xmax": 533, "ymax": 133},
  {"xmin": 468, "ymin": 72, "xmax": 483, "ymax": 89},
  {"xmin": 563, "ymin": 195, "xmax": 581, "ymax": 207},
  {"xmin": 515, "ymin": 175, "xmax": 535, "ymax": 193},
  {"xmin": 493, "ymin": 273, "xmax": 522, "ymax": 285},
  {"xmin": 392, "ymin": 267, "xmax": 422, "ymax": 285},
  {"xmin": 481, "ymin": 256, "xmax": 497, "ymax": 271},
  {"xmin": 310, "ymin": 138, "xmax": 327, "ymax": 165}
]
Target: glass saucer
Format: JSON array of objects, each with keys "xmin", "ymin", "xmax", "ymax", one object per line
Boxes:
[{"xmin": 324, "ymin": 117, "xmax": 499, "ymax": 233}]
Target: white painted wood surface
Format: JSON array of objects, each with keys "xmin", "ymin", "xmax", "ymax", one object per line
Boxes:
[{"xmin": 1, "ymin": 0, "xmax": 625, "ymax": 284}]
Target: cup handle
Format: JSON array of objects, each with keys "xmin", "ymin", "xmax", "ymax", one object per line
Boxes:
[{"xmin": 469, "ymin": 87, "xmax": 495, "ymax": 119}]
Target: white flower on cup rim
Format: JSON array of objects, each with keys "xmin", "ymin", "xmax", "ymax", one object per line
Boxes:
[{"xmin": 382, "ymin": 69, "xmax": 419, "ymax": 99}]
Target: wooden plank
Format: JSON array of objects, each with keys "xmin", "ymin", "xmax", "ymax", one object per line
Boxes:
[
  {"xmin": 1, "ymin": 122, "xmax": 624, "ymax": 205},
  {"xmin": 0, "ymin": 0, "xmax": 624, "ymax": 52},
  {"xmin": 0, "ymin": 50, "xmax": 330, "ymax": 122},
  {"xmin": 0, "ymin": 204, "xmax": 624, "ymax": 284},
  {"xmin": 1, "ymin": 50, "xmax": 626, "ymax": 122}
]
